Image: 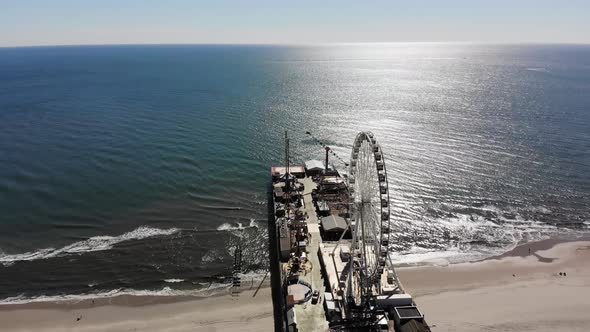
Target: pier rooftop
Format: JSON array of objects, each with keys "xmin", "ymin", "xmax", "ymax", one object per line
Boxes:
[{"xmin": 271, "ymin": 165, "xmax": 353, "ymax": 331}]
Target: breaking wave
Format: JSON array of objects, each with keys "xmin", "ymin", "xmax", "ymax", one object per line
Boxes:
[
  {"xmin": 0, "ymin": 226, "xmax": 180, "ymax": 266},
  {"xmin": 0, "ymin": 283, "xmax": 231, "ymax": 306},
  {"xmin": 216, "ymin": 219, "xmax": 259, "ymax": 231},
  {"xmin": 163, "ymin": 279, "xmax": 185, "ymax": 283},
  {"xmin": 390, "ymin": 246, "xmax": 488, "ymax": 267},
  {"xmin": 388, "ymin": 208, "xmax": 584, "ymax": 266},
  {"xmin": 526, "ymin": 67, "xmax": 550, "ymax": 73}
]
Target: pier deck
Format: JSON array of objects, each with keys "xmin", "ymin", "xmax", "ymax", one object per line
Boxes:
[
  {"xmin": 270, "ymin": 133, "xmax": 431, "ymax": 331},
  {"xmin": 292, "ymin": 176, "xmax": 328, "ymax": 332}
]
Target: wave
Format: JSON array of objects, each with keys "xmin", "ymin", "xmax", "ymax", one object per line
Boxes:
[
  {"xmin": 0, "ymin": 283, "xmax": 231, "ymax": 306},
  {"xmin": 237, "ymin": 270, "xmax": 269, "ymax": 283},
  {"xmin": 216, "ymin": 219, "xmax": 259, "ymax": 231},
  {"xmin": 201, "ymin": 205, "xmax": 243, "ymax": 211},
  {"xmin": 163, "ymin": 279, "xmax": 185, "ymax": 283},
  {"xmin": 526, "ymin": 67, "xmax": 550, "ymax": 73},
  {"xmin": 201, "ymin": 248, "xmax": 225, "ymax": 264},
  {"xmin": 390, "ymin": 246, "xmax": 491, "ymax": 266},
  {"xmin": 528, "ymin": 206, "xmax": 552, "ymax": 214},
  {"xmin": 388, "ymin": 208, "xmax": 580, "ymax": 266},
  {"xmin": 0, "ymin": 226, "xmax": 180, "ymax": 266}
]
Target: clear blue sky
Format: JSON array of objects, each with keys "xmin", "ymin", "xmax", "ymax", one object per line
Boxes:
[{"xmin": 1, "ymin": 0, "xmax": 588, "ymax": 46}]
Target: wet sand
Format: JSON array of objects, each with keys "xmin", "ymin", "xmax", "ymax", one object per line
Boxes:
[
  {"xmin": 0, "ymin": 288, "xmax": 274, "ymax": 332},
  {"xmin": 1, "ymin": 239, "xmax": 589, "ymax": 332}
]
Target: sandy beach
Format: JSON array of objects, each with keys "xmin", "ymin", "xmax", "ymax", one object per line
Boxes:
[
  {"xmin": 1, "ymin": 239, "xmax": 589, "ymax": 331},
  {"xmin": 399, "ymin": 239, "xmax": 590, "ymax": 332},
  {"xmin": 0, "ymin": 288, "xmax": 274, "ymax": 332}
]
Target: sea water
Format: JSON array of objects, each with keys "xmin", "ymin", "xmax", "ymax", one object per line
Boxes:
[{"xmin": 0, "ymin": 44, "xmax": 588, "ymax": 302}]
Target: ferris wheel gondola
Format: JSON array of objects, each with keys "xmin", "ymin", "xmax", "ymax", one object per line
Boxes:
[{"xmin": 347, "ymin": 131, "xmax": 391, "ymax": 308}]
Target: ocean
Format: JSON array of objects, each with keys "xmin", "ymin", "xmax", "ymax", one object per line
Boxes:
[{"xmin": 0, "ymin": 43, "xmax": 588, "ymax": 303}]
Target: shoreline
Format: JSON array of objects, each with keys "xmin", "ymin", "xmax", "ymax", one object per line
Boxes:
[
  {"xmin": 397, "ymin": 240, "xmax": 590, "ymax": 331},
  {"xmin": 1, "ymin": 235, "xmax": 587, "ymax": 309},
  {"xmin": 482, "ymin": 234, "xmax": 590, "ymax": 261},
  {"xmin": 0, "ymin": 288, "xmax": 275, "ymax": 332},
  {"xmin": 391, "ymin": 232, "xmax": 590, "ymax": 268},
  {"xmin": 0, "ymin": 276, "xmax": 272, "ymax": 311},
  {"xmin": 397, "ymin": 237, "xmax": 590, "ymax": 297},
  {"xmin": 0, "ymin": 238, "xmax": 589, "ymax": 331}
]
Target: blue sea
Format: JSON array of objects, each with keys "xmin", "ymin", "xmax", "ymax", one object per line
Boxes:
[{"xmin": 0, "ymin": 44, "xmax": 589, "ymax": 303}]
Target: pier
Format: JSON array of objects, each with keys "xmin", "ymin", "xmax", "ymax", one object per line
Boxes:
[
  {"xmin": 291, "ymin": 176, "xmax": 328, "ymax": 332},
  {"xmin": 269, "ymin": 131, "xmax": 431, "ymax": 331}
]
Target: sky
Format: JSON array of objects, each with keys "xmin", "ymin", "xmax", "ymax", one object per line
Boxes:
[{"xmin": 0, "ymin": 0, "xmax": 589, "ymax": 46}]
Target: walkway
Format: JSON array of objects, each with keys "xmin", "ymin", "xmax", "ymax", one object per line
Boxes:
[{"xmin": 293, "ymin": 176, "xmax": 328, "ymax": 332}]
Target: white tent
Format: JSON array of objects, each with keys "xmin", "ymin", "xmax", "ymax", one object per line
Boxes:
[
  {"xmin": 305, "ymin": 160, "xmax": 325, "ymax": 172},
  {"xmin": 321, "ymin": 215, "xmax": 347, "ymax": 232},
  {"xmin": 305, "ymin": 159, "xmax": 336, "ymax": 172}
]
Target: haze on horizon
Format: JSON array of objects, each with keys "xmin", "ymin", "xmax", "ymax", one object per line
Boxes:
[{"xmin": 1, "ymin": 0, "xmax": 588, "ymax": 47}]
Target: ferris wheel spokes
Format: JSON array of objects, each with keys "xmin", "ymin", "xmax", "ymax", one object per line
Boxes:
[{"xmin": 347, "ymin": 132, "xmax": 392, "ymax": 309}]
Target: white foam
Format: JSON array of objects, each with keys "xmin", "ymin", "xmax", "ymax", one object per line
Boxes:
[
  {"xmin": 216, "ymin": 219, "xmax": 259, "ymax": 231},
  {"xmin": 0, "ymin": 226, "xmax": 180, "ymax": 266},
  {"xmin": 0, "ymin": 283, "xmax": 232, "ymax": 306},
  {"xmin": 163, "ymin": 279, "xmax": 184, "ymax": 283},
  {"xmin": 390, "ymin": 246, "xmax": 488, "ymax": 266},
  {"xmin": 237, "ymin": 270, "xmax": 269, "ymax": 282},
  {"xmin": 480, "ymin": 204, "xmax": 504, "ymax": 214},
  {"xmin": 525, "ymin": 206, "xmax": 552, "ymax": 214},
  {"xmin": 201, "ymin": 248, "xmax": 224, "ymax": 264},
  {"xmin": 389, "ymin": 208, "xmax": 568, "ymax": 266},
  {"xmin": 526, "ymin": 67, "xmax": 549, "ymax": 73}
]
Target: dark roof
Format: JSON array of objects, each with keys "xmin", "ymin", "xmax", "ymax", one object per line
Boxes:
[{"xmin": 321, "ymin": 215, "xmax": 348, "ymax": 232}]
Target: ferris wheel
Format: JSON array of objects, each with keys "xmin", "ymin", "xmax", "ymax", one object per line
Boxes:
[{"xmin": 347, "ymin": 132, "xmax": 391, "ymax": 308}]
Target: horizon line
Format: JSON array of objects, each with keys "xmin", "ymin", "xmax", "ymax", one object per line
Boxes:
[{"xmin": 2, "ymin": 41, "xmax": 590, "ymax": 49}]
